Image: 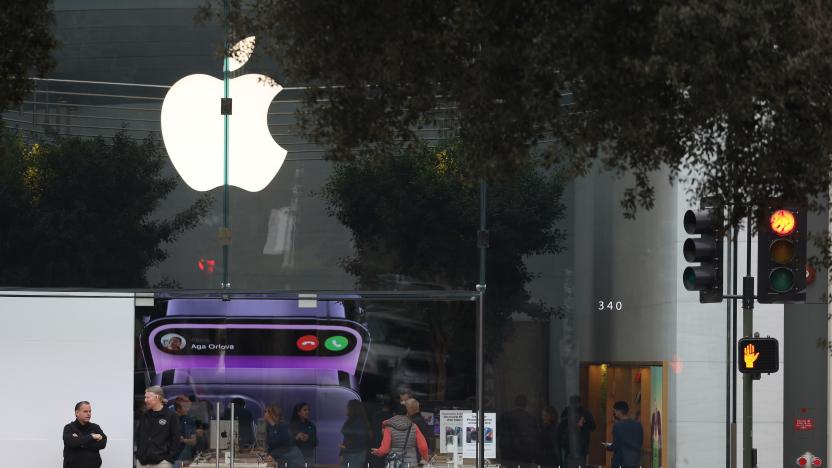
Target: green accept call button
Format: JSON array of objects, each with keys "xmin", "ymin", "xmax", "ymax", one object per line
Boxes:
[{"xmin": 324, "ymin": 335, "xmax": 349, "ymax": 351}]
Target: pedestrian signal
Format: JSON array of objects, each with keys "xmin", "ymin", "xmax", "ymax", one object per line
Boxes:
[{"xmin": 737, "ymin": 337, "xmax": 779, "ymax": 374}]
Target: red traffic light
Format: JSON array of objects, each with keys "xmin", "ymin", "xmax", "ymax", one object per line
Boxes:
[
  {"xmin": 799, "ymin": 456, "xmax": 808, "ymax": 466},
  {"xmin": 758, "ymin": 203, "xmax": 807, "ymax": 303},
  {"xmin": 814, "ymin": 457, "xmax": 823, "ymax": 467},
  {"xmin": 197, "ymin": 258, "xmax": 216, "ymax": 273},
  {"xmin": 770, "ymin": 209, "xmax": 796, "ymax": 236}
]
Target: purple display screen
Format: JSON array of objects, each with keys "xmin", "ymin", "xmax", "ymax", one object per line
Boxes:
[
  {"xmin": 146, "ymin": 321, "xmax": 365, "ymax": 374},
  {"xmin": 155, "ymin": 328, "xmax": 357, "ymax": 356}
]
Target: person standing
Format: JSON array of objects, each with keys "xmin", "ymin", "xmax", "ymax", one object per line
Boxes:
[
  {"xmin": 187, "ymin": 395, "xmax": 211, "ymax": 454},
  {"xmin": 173, "ymin": 399, "xmax": 196, "ymax": 467},
  {"xmin": 536, "ymin": 406, "xmax": 560, "ymax": 468},
  {"xmin": 604, "ymin": 401, "xmax": 643, "ymax": 468},
  {"xmin": 500, "ymin": 395, "xmax": 538, "ymax": 468},
  {"xmin": 405, "ymin": 398, "xmax": 432, "ymax": 461},
  {"xmin": 371, "ymin": 403, "xmax": 429, "ymax": 466},
  {"xmin": 368, "ymin": 398, "xmax": 394, "ymax": 468},
  {"xmin": 264, "ymin": 405, "xmax": 306, "ymax": 468},
  {"xmin": 290, "ymin": 402, "xmax": 318, "ymax": 462},
  {"xmin": 558, "ymin": 395, "xmax": 596, "ymax": 468},
  {"xmin": 340, "ymin": 400, "xmax": 371, "ymax": 468},
  {"xmin": 136, "ymin": 386, "xmax": 181, "ymax": 468},
  {"xmin": 63, "ymin": 401, "xmax": 107, "ymax": 468}
]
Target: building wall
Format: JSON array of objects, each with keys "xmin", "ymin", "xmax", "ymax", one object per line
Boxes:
[
  {"xmin": 0, "ymin": 292, "xmax": 135, "ymax": 468},
  {"xmin": 560, "ymin": 165, "xmax": 787, "ymax": 467}
]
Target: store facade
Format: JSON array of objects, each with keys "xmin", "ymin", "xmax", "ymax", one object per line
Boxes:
[{"xmin": 0, "ymin": 1, "xmax": 816, "ymax": 467}]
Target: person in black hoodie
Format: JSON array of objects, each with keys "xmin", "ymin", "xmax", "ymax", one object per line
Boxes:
[
  {"xmin": 136, "ymin": 386, "xmax": 181, "ymax": 468},
  {"xmin": 63, "ymin": 401, "xmax": 107, "ymax": 468}
]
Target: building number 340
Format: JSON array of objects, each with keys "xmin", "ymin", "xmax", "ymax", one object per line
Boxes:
[{"xmin": 597, "ymin": 301, "xmax": 623, "ymax": 311}]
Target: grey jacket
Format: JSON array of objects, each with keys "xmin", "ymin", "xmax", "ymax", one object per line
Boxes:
[{"xmin": 387, "ymin": 415, "xmax": 418, "ymax": 465}]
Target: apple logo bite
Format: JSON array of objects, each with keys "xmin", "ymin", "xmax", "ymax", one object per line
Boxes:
[{"xmin": 161, "ymin": 36, "xmax": 286, "ymax": 192}]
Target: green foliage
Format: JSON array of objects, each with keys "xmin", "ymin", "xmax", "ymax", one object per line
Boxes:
[
  {"xmin": 0, "ymin": 0, "xmax": 56, "ymax": 112},
  {"xmin": 320, "ymin": 143, "xmax": 566, "ymax": 360},
  {"xmin": 205, "ymin": 0, "xmax": 566, "ymax": 178},
  {"xmin": 550, "ymin": 0, "xmax": 832, "ymax": 223},
  {"xmin": 0, "ymin": 129, "xmax": 211, "ymax": 287},
  {"xmin": 210, "ymin": 0, "xmax": 832, "ymax": 224}
]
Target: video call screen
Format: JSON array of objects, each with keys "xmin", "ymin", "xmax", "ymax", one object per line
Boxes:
[{"xmin": 155, "ymin": 327, "xmax": 358, "ymax": 357}]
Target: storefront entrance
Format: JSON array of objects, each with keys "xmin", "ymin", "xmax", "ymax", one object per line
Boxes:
[{"xmin": 581, "ymin": 362, "xmax": 667, "ymax": 468}]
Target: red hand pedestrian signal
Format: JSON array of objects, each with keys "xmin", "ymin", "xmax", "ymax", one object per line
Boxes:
[
  {"xmin": 737, "ymin": 337, "xmax": 779, "ymax": 374},
  {"xmin": 743, "ymin": 344, "xmax": 760, "ymax": 369}
]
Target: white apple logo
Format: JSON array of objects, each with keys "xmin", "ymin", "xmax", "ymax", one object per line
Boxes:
[{"xmin": 161, "ymin": 36, "xmax": 286, "ymax": 192}]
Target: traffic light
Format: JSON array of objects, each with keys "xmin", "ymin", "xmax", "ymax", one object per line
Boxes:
[
  {"xmin": 682, "ymin": 199, "xmax": 723, "ymax": 303},
  {"xmin": 757, "ymin": 202, "xmax": 807, "ymax": 303},
  {"xmin": 737, "ymin": 337, "xmax": 779, "ymax": 374}
]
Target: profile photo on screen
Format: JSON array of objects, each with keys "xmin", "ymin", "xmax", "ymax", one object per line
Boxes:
[{"xmin": 161, "ymin": 333, "xmax": 186, "ymax": 352}]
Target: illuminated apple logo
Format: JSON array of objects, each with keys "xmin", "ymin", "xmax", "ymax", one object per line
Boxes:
[{"xmin": 161, "ymin": 37, "xmax": 286, "ymax": 192}]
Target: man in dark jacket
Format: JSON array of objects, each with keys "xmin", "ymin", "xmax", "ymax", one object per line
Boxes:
[
  {"xmin": 500, "ymin": 394, "xmax": 538, "ymax": 468},
  {"xmin": 604, "ymin": 401, "xmax": 643, "ymax": 468},
  {"xmin": 558, "ymin": 395, "xmax": 596, "ymax": 468},
  {"xmin": 136, "ymin": 386, "xmax": 181, "ymax": 468},
  {"xmin": 63, "ymin": 401, "xmax": 107, "ymax": 468}
]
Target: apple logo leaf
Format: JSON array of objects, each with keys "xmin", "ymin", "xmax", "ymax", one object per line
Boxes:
[{"xmin": 228, "ymin": 36, "xmax": 256, "ymax": 72}]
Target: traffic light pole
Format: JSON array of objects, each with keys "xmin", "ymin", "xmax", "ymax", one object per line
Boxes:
[
  {"xmin": 742, "ymin": 218, "xmax": 754, "ymax": 468},
  {"xmin": 476, "ymin": 179, "xmax": 487, "ymax": 468},
  {"xmin": 725, "ymin": 217, "xmax": 756, "ymax": 468},
  {"xmin": 686, "ymin": 200, "xmax": 803, "ymax": 468},
  {"xmin": 731, "ymin": 225, "xmax": 738, "ymax": 468},
  {"xmin": 742, "ymin": 277, "xmax": 754, "ymax": 468},
  {"xmin": 727, "ymin": 222, "xmax": 737, "ymax": 468}
]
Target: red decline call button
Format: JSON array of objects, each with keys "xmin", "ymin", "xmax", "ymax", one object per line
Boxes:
[{"xmin": 296, "ymin": 335, "xmax": 319, "ymax": 351}]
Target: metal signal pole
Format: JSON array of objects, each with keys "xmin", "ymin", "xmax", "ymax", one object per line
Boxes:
[
  {"xmin": 476, "ymin": 179, "xmax": 487, "ymax": 468},
  {"xmin": 221, "ymin": 0, "xmax": 231, "ymax": 288}
]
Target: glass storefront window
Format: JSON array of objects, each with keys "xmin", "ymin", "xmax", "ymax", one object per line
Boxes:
[
  {"xmin": 1, "ymin": 3, "xmax": 813, "ymax": 468},
  {"xmin": 134, "ymin": 293, "xmax": 477, "ymax": 467}
]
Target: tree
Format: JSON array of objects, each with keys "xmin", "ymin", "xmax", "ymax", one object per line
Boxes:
[
  {"xmin": 320, "ymin": 142, "xmax": 565, "ymax": 397},
  {"xmin": 549, "ymin": 1, "xmax": 832, "ymax": 224},
  {"xmin": 208, "ymin": 0, "xmax": 832, "ymax": 224},
  {"xmin": 0, "ymin": 129, "xmax": 211, "ymax": 287},
  {"xmin": 0, "ymin": 0, "xmax": 56, "ymax": 112}
]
